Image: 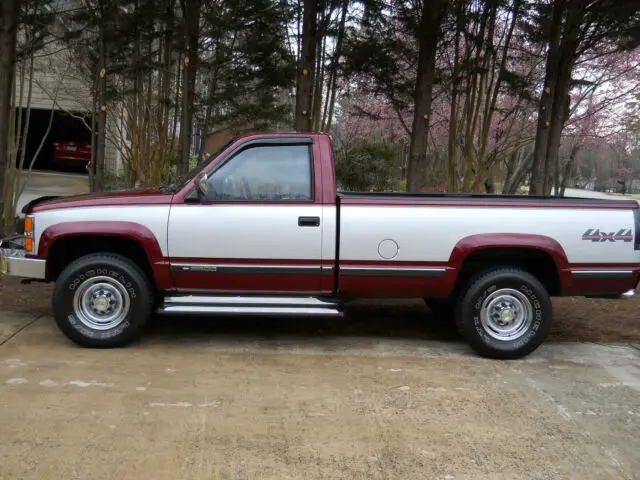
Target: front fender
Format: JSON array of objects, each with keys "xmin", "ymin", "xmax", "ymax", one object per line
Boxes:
[
  {"xmin": 37, "ymin": 221, "xmax": 174, "ymax": 291},
  {"xmin": 38, "ymin": 221, "xmax": 165, "ymax": 262}
]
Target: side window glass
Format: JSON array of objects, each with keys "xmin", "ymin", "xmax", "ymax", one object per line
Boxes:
[{"xmin": 206, "ymin": 144, "xmax": 313, "ymax": 201}]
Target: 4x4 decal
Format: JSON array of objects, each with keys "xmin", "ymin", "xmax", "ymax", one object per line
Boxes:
[{"xmin": 582, "ymin": 229, "xmax": 633, "ymax": 242}]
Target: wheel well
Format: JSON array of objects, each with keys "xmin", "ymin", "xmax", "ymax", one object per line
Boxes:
[
  {"xmin": 454, "ymin": 247, "xmax": 560, "ymax": 296},
  {"xmin": 46, "ymin": 235, "xmax": 155, "ymax": 287}
]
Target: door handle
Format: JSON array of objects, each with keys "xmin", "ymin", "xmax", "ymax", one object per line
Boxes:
[{"xmin": 298, "ymin": 216, "xmax": 320, "ymax": 227}]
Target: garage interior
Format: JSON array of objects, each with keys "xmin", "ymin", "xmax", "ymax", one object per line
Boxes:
[{"xmin": 14, "ymin": 107, "xmax": 92, "ymax": 173}]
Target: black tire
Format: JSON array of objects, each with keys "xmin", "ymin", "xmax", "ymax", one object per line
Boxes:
[
  {"xmin": 455, "ymin": 267, "xmax": 552, "ymax": 359},
  {"xmin": 52, "ymin": 253, "xmax": 154, "ymax": 348},
  {"xmin": 424, "ymin": 299, "xmax": 455, "ymax": 321}
]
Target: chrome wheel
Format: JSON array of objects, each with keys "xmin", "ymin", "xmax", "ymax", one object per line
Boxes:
[
  {"xmin": 73, "ymin": 276, "xmax": 131, "ymax": 330},
  {"xmin": 479, "ymin": 288, "xmax": 533, "ymax": 341}
]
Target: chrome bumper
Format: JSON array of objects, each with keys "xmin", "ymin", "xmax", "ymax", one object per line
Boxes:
[
  {"xmin": 616, "ymin": 279, "xmax": 639, "ymax": 300},
  {"xmin": 620, "ymin": 289, "xmax": 636, "ymax": 300},
  {"xmin": 0, "ymin": 236, "xmax": 46, "ymax": 279}
]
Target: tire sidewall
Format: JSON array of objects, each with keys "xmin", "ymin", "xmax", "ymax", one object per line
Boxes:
[
  {"xmin": 53, "ymin": 256, "xmax": 151, "ymax": 346},
  {"xmin": 458, "ymin": 270, "xmax": 552, "ymax": 357}
]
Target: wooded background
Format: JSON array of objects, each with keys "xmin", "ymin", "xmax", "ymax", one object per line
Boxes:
[{"xmin": 0, "ymin": 0, "xmax": 640, "ymax": 228}]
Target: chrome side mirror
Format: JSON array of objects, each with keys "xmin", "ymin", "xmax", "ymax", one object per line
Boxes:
[{"xmin": 195, "ymin": 172, "xmax": 208, "ymax": 195}]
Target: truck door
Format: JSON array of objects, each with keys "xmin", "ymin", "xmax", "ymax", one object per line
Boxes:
[{"xmin": 167, "ymin": 138, "xmax": 325, "ymax": 293}]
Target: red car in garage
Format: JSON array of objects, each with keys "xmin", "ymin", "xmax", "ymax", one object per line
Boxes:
[{"xmin": 52, "ymin": 141, "xmax": 91, "ymax": 169}]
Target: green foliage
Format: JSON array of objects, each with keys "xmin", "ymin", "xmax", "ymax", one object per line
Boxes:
[
  {"xmin": 342, "ymin": 1, "xmax": 417, "ymax": 112},
  {"xmin": 196, "ymin": 0, "xmax": 296, "ymax": 131},
  {"xmin": 335, "ymin": 140, "xmax": 400, "ymax": 191},
  {"xmin": 519, "ymin": 0, "xmax": 640, "ymax": 55},
  {"xmin": 499, "ymin": 69, "xmax": 537, "ymax": 102}
]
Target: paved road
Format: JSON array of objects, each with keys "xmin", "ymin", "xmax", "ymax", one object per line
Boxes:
[{"xmin": 1, "ymin": 311, "xmax": 639, "ymax": 479}]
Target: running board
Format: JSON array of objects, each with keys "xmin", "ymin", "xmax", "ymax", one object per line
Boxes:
[{"xmin": 157, "ymin": 295, "xmax": 344, "ymax": 317}]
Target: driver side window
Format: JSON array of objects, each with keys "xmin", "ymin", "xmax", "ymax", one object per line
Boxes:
[{"xmin": 206, "ymin": 144, "xmax": 313, "ymax": 202}]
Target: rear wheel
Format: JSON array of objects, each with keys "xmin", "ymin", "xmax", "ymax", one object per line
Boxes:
[
  {"xmin": 52, "ymin": 253, "xmax": 154, "ymax": 348},
  {"xmin": 455, "ymin": 267, "xmax": 552, "ymax": 359}
]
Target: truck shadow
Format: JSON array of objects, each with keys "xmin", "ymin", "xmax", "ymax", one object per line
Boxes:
[{"xmin": 147, "ymin": 299, "xmax": 461, "ymax": 343}]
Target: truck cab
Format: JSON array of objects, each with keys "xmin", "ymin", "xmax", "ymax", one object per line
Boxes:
[{"xmin": 167, "ymin": 134, "xmax": 337, "ymax": 294}]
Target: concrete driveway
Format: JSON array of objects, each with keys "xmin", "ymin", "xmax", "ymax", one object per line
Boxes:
[
  {"xmin": 1, "ymin": 312, "xmax": 639, "ymax": 479},
  {"xmin": 15, "ymin": 170, "xmax": 89, "ymax": 214}
]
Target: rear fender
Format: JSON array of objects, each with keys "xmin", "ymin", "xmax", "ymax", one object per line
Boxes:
[{"xmin": 449, "ymin": 233, "xmax": 570, "ymax": 291}]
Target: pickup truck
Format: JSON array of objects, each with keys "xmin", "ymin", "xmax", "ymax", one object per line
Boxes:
[{"xmin": 1, "ymin": 132, "xmax": 639, "ymax": 359}]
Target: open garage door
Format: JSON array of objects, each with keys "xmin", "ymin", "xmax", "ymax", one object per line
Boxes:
[{"xmin": 15, "ymin": 108, "xmax": 92, "ymax": 174}]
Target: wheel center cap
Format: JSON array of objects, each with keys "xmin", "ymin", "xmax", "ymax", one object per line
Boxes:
[
  {"xmin": 500, "ymin": 308, "xmax": 516, "ymax": 324},
  {"xmin": 93, "ymin": 296, "xmax": 110, "ymax": 313}
]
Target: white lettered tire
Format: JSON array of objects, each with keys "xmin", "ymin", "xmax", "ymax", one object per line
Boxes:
[
  {"xmin": 52, "ymin": 253, "xmax": 154, "ymax": 347},
  {"xmin": 455, "ymin": 267, "xmax": 552, "ymax": 359}
]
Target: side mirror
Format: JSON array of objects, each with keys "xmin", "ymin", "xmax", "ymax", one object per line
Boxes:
[{"xmin": 195, "ymin": 172, "xmax": 208, "ymax": 196}]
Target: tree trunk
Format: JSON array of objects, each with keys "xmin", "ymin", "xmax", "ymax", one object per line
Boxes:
[
  {"xmin": 93, "ymin": 35, "xmax": 107, "ymax": 192},
  {"xmin": 502, "ymin": 149, "xmax": 518, "ymax": 193},
  {"xmin": 406, "ymin": 0, "xmax": 444, "ymax": 193},
  {"xmin": 199, "ymin": 41, "xmax": 221, "ymax": 159},
  {"xmin": 0, "ymin": 0, "xmax": 20, "ymax": 230},
  {"xmin": 88, "ymin": 75, "xmax": 97, "ymax": 189},
  {"xmin": 529, "ymin": 0, "xmax": 564, "ymax": 195},
  {"xmin": 294, "ymin": 0, "xmax": 317, "ymax": 132},
  {"xmin": 447, "ymin": 0, "xmax": 464, "ymax": 192},
  {"xmin": 157, "ymin": 0, "xmax": 175, "ymax": 173},
  {"xmin": 503, "ymin": 150, "xmax": 534, "ymax": 194},
  {"xmin": 459, "ymin": 1, "xmax": 492, "ymax": 191},
  {"xmin": 177, "ymin": 0, "xmax": 202, "ymax": 175},
  {"xmin": 311, "ymin": 31, "xmax": 326, "ymax": 132},
  {"xmin": 550, "ymin": 93, "xmax": 571, "ymax": 195},
  {"xmin": 472, "ymin": 0, "xmax": 519, "ymax": 190},
  {"xmin": 322, "ymin": 0, "xmax": 348, "ymax": 132},
  {"xmin": 543, "ymin": 6, "xmax": 583, "ymax": 195},
  {"xmin": 559, "ymin": 144, "xmax": 579, "ymax": 196},
  {"xmin": 169, "ymin": 53, "xmax": 182, "ymax": 155}
]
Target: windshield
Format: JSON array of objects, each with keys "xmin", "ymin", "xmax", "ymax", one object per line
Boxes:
[{"xmin": 160, "ymin": 137, "xmax": 237, "ymax": 194}]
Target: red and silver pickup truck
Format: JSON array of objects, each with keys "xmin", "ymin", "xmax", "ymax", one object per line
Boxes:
[{"xmin": 2, "ymin": 133, "xmax": 640, "ymax": 358}]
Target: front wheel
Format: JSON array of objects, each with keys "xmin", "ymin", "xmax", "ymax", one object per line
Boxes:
[
  {"xmin": 455, "ymin": 267, "xmax": 552, "ymax": 359},
  {"xmin": 52, "ymin": 253, "xmax": 154, "ymax": 348}
]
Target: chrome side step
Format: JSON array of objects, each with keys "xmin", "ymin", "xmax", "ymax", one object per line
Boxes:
[{"xmin": 157, "ymin": 295, "xmax": 344, "ymax": 317}]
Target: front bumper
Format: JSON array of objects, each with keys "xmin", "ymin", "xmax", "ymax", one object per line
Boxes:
[{"xmin": 0, "ymin": 236, "xmax": 46, "ymax": 279}]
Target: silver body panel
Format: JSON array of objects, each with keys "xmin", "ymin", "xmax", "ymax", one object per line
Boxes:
[
  {"xmin": 31, "ymin": 206, "xmax": 171, "ymax": 257},
  {"xmin": 167, "ymin": 204, "xmax": 327, "ymax": 261},
  {"xmin": 338, "ymin": 205, "xmax": 640, "ymax": 264}
]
